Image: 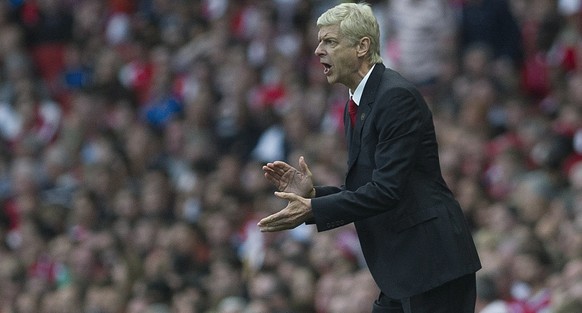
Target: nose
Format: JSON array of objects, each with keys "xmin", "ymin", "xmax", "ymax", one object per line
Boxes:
[{"xmin": 314, "ymin": 42, "xmax": 324, "ymax": 56}]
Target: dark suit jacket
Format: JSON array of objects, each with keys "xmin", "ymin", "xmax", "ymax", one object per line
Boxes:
[{"xmin": 310, "ymin": 64, "xmax": 481, "ymax": 299}]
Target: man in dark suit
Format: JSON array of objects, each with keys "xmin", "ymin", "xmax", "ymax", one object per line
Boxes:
[{"xmin": 258, "ymin": 2, "xmax": 481, "ymax": 312}]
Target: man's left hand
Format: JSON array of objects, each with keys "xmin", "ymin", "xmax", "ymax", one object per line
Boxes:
[{"xmin": 258, "ymin": 192, "xmax": 313, "ymax": 232}]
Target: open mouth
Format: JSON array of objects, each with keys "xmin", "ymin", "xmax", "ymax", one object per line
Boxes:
[{"xmin": 322, "ymin": 62, "xmax": 332, "ymax": 75}]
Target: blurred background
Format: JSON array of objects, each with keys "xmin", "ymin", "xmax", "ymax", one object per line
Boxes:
[{"xmin": 0, "ymin": 0, "xmax": 580, "ymax": 312}]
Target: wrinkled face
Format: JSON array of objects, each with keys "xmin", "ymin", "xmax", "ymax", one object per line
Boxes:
[{"xmin": 314, "ymin": 24, "xmax": 359, "ymax": 88}]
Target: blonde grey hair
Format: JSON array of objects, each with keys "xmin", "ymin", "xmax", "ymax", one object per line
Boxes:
[{"xmin": 317, "ymin": 2, "xmax": 383, "ymax": 64}]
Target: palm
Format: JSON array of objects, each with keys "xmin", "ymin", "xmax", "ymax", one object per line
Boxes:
[
  {"xmin": 278, "ymin": 167, "xmax": 312, "ymax": 196},
  {"xmin": 263, "ymin": 157, "xmax": 314, "ymax": 198}
]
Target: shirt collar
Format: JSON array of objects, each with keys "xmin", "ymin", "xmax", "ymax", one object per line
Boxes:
[{"xmin": 349, "ymin": 64, "xmax": 376, "ymax": 106}]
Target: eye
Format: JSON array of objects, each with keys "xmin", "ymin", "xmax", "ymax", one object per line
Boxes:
[{"xmin": 325, "ymin": 39, "xmax": 337, "ymax": 47}]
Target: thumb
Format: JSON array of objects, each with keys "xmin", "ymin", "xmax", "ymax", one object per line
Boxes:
[
  {"xmin": 299, "ymin": 156, "xmax": 312, "ymax": 177},
  {"xmin": 274, "ymin": 191, "xmax": 298, "ymax": 201}
]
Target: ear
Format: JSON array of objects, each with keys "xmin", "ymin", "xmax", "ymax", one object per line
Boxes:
[{"xmin": 356, "ymin": 37, "xmax": 370, "ymax": 58}]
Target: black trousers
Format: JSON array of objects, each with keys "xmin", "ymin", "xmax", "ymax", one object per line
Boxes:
[{"xmin": 371, "ymin": 273, "xmax": 476, "ymax": 313}]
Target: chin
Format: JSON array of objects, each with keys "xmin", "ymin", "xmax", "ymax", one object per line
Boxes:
[{"xmin": 326, "ymin": 76, "xmax": 337, "ymax": 85}]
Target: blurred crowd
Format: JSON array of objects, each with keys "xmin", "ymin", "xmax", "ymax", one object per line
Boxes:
[{"xmin": 0, "ymin": 0, "xmax": 581, "ymax": 312}]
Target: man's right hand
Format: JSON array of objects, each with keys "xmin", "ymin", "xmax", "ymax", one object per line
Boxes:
[{"xmin": 262, "ymin": 156, "xmax": 315, "ymax": 198}]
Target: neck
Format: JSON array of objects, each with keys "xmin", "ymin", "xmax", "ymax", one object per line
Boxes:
[{"xmin": 347, "ymin": 61, "xmax": 373, "ymax": 91}]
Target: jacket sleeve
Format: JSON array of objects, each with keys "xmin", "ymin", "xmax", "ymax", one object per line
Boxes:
[
  {"xmin": 305, "ymin": 185, "xmax": 343, "ymax": 225},
  {"xmin": 311, "ymin": 86, "xmax": 428, "ymax": 232}
]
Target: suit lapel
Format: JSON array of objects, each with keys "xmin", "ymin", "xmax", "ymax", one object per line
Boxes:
[{"xmin": 347, "ymin": 64, "xmax": 386, "ymax": 170}]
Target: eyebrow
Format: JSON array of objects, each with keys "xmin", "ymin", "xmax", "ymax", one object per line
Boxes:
[{"xmin": 318, "ymin": 32, "xmax": 337, "ymax": 42}]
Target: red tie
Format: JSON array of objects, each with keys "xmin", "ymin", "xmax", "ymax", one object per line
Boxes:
[{"xmin": 348, "ymin": 97, "xmax": 357, "ymax": 128}]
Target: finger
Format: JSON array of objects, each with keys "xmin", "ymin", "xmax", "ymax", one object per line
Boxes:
[
  {"xmin": 274, "ymin": 191, "xmax": 297, "ymax": 201},
  {"xmin": 263, "ymin": 165, "xmax": 285, "ymax": 182},
  {"xmin": 272, "ymin": 161, "xmax": 291, "ymax": 168},
  {"xmin": 264, "ymin": 172, "xmax": 279, "ymax": 186},
  {"xmin": 259, "ymin": 225, "xmax": 289, "ymax": 232},
  {"xmin": 257, "ymin": 216, "xmax": 274, "ymax": 227},
  {"xmin": 260, "ymin": 226, "xmax": 277, "ymax": 232},
  {"xmin": 272, "ymin": 161, "xmax": 292, "ymax": 175},
  {"xmin": 257, "ymin": 216, "xmax": 272, "ymax": 226},
  {"xmin": 258, "ymin": 215, "xmax": 293, "ymax": 232},
  {"xmin": 258, "ymin": 212, "xmax": 284, "ymax": 227},
  {"xmin": 259, "ymin": 225, "xmax": 280, "ymax": 232},
  {"xmin": 263, "ymin": 164, "xmax": 282, "ymax": 178},
  {"xmin": 299, "ymin": 156, "xmax": 312, "ymax": 177}
]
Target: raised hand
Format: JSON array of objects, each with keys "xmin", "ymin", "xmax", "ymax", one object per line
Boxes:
[{"xmin": 262, "ymin": 156, "xmax": 315, "ymax": 198}]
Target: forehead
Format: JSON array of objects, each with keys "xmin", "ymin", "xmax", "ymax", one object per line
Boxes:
[{"xmin": 317, "ymin": 24, "xmax": 341, "ymax": 40}]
